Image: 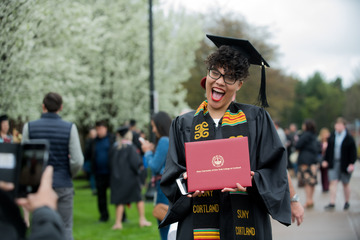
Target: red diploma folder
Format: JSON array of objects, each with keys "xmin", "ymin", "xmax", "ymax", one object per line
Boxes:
[{"xmin": 185, "ymin": 137, "xmax": 251, "ymax": 192}]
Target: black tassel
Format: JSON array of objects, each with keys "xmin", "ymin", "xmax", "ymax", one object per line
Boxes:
[{"xmin": 258, "ymin": 63, "xmax": 269, "ymax": 108}]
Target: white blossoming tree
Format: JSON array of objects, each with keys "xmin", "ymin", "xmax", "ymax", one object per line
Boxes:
[{"xmin": 0, "ymin": 0, "xmax": 202, "ymax": 133}]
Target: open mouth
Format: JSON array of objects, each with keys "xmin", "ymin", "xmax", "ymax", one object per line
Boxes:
[{"xmin": 211, "ymin": 88, "xmax": 225, "ymax": 102}]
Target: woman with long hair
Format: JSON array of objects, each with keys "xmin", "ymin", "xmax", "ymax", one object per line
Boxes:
[{"xmin": 142, "ymin": 111, "xmax": 172, "ymax": 240}]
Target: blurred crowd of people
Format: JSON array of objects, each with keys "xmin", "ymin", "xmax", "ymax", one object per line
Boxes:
[
  {"xmin": 0, "ymin": 93, "xmax": 173, "ymax": 240},
  {"xmin": 275, "ymin": 117, "xmax": 357, "ymax": 211},
  {"xmin": 82, "ymin": 113, "xmax": 173, "ymax": 239}
]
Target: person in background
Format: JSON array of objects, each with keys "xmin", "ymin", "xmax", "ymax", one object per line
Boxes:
[
  {"xmin": 84, "ymin": 127, "xmax": 97, "ymax": 195},
  {"xmin": 88, "ymin": 120, "xmax": 115, "ymax": 222},
  {"xmin": 142, "ymin": 111, "xmax": 172, "ymax": 240},
  {"xmin": 1, "ymin": 115, "xmax": 26, "ymax": 224},
  {"xmin": 22, "ymin": 92, "xmax": 84, "ymax": 240},
  {"xmin": 12, "ymin": 128, "xmax": 22, "ymax": 143},
  {"xmin": 0, "ymin": 114, "xmax": 13, "ymax": 143},
  {"xmin": 129, "ymin": 119, "xmax": 147, "ymax": 187},
  {"xmin": 295, "ymin": 119, "xmax": 320, "ymax": 209},
  {"xmin": 318, "ymin": 127, "xmax": 331, "ymax": 192},
  {"xmin": 274, "ymin": 120, "xmax": 287, "ymax": 147},
  {"xmin": 323, "ymin": 117, "xmax": 357, "ymax": 210},
  {"xmin": 287, "ymin": 123, "xmax": 299, "ymax": 174},
  {"xmin": 0, "ymin": 166, "xmax": 65, "ymax": 240},
  {"xmin": 110, "ymin": 126, "xmax": 151, "ymax": 230},
  {"xmin": 274, "ymin": 122, "xmax": 304, "ymax": 225},
  {"xmin": 129, "ymin": 119, "xmax": 142, "ymax": 155}
]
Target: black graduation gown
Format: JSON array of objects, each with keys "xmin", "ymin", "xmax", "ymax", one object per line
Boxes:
[
  {"xmin": 160, "ymin": 103, "xmax": 291, "ymax": 240},
  {"xmin": 110, "ymin": 144, "xmax": 142, "ymax": 204}
]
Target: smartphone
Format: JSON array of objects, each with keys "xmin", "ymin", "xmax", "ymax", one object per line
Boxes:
[
  {"xmin": 17, "ymin": 140, "xmax": 49, "ymax": 197},
  {"xmin": 176, "ymin": 177, "xmax": 192, "ymax": 195},
  {"xmin": 0, "ymin": 143, "xmax": 22, "ymax": 198}
]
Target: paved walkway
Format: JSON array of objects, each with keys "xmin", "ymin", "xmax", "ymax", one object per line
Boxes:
[{"xmin": 272, "ymin": 161, "xmax": 360, "ymax": 240}]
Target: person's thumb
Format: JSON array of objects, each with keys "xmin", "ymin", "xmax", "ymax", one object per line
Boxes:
[{"xmin": 38, "ymin": 166, "xmax": 53, "ymax": 191}]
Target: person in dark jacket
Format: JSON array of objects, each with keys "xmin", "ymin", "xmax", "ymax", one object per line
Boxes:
[
  {"xmin": 22, "ymin": 92, "xmax": 84, "ymax": 240},
  {"xmin": 87, "ymin": 120, "xmax": 115, "ymax": 222},
  {"xmin": 83, "ymin": 128, "xmax": 97, "ymax": 195},
  {"xmin": 0, "ymin": 166, "xmax": 64, "ymax": 240},
  {"xmin": 323, "ymin": 117, "xmax": 357, "ymax": 210},
  {"xmin": 295, "ymin": 119, "xmax": 320, "ymax": 209}
]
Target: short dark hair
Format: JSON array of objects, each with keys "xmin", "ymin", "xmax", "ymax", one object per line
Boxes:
[
  {"xmin": 205, "ymin": 45, "xmax": 250, "ymax": 81},
  {"xmin": 129, "ymin": 119, "xmax": 136, "ymax": 127},
  {"xmin": 95, "ymin": 120, "xmax": 108, "ymax": 128},
  {"xmin": 0, "ymin": 114, "xmax": 9, "ymax": 132},
  {"xmin": 43, "ymin": 92, "xmax": 62, "ymax": 112}
]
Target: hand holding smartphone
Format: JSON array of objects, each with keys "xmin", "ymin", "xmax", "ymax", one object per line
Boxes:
[
  {"xmin": 176, "ymin": 177, "xmax": 193, "ymax": 195},
  {"xmin": 18, "ymin": 140, "xmax": 49, "ymax": 197},
  {"xmin": 0, "ymin": 140, "xmax": 49, "ymax": 198}
]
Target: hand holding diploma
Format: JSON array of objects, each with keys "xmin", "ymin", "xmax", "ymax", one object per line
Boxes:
[
  {"xmin": 221, "ymin": 171, "xmax": 254, "ymax": 193},
  {"xmin": 183, "ymin": 171, "xmax": 255, "ymax": 197}
]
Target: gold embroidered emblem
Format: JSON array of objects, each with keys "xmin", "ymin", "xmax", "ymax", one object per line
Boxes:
[
  {"xmin": 229, "ymin": 135, "xmax": 244, "ymax": 138},
  {"xmin": 194, "ymin": 122, "xmax": 209, "ymax": 140}
]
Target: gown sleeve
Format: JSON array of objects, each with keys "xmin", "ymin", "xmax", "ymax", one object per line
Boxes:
[
  {"xmin": 248, "ymin": 108, "xmax": 291, "ymax": 226},
  {"xmin": 160, "ymin": 114, "xmax": 193, "ymax": 227}
]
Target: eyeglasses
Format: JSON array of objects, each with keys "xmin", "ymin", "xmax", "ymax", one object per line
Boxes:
[{"xmin": 208, "ymin": 69, "xmax": 238, "ymax": 85}]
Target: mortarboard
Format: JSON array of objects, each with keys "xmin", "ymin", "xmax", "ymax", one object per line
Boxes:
[
  {"xmin": 117, "ymin": 126, "xmax": 129, "ymax": 137},
  {"xmin": 206, "ymin": 34, "xmax": 270, "ymax": 107}
]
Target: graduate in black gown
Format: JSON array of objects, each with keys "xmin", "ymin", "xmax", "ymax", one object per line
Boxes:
[
  {"xmin": 160, "ymin": 35, "xmax": 291, "ymax": 239},
  {"xmin": 110, "ymin": 126, "xmax": 151, "ymax": 229}
]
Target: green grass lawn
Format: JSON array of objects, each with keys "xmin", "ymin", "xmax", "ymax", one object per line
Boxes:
[{"xmin": 73, "ymin": 178, "xmax": 161, "ymax": 240}]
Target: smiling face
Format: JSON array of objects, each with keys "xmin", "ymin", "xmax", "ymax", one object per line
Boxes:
[{"xmin": 205, "ymin": 67, "xmax": 243, "ymax": 118}]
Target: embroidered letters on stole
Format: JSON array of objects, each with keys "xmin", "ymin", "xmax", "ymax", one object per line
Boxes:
[{"xmin": 190, "ymin": 101, "xmax": 256, "ymax": 239}]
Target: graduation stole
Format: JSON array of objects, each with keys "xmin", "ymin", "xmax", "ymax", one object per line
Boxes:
[
  {"xmin": 190, "ymin": 100, "xmax": 255, "ymax": 239},
  {"xmin": 191, "ymin": 100, "xmax": 249, "ymax": 141}
]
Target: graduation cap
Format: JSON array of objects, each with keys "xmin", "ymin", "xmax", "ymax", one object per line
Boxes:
[
  {"xmin": 206, "ymin": 34, "xmax": 270, "ymax": 107},
  {"xmin": 117, "ymin": 126, "xmax": 129, "ymax": 137}
]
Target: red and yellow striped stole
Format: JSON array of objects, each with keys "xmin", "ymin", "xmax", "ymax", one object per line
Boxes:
[{"xmin": 222, "ymin": 109, "xmax": 246, "ymax": 126}]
